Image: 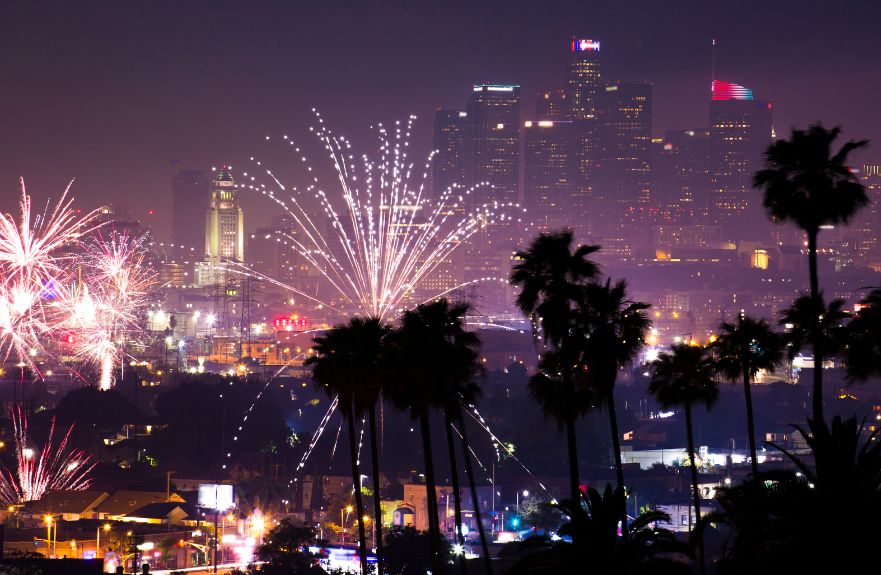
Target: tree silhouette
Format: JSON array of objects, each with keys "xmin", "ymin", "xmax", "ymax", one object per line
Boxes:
[
  {"xmin": 843, "ymin": 287, "xmax": 881, "ymax": 382},
  {"xmin": 777, "ymin": 293, "xmax": 849, "ymax": 403},
  {"xmin": 511, "ymin": 229, "xmax": 600, "ymax": 347},
  {"xmin": 528, "ymin": 345, "xmax": 597, "ymax": 502},
  {"xmin": 385, "ymin": 299, "xmax": 481, "ymax": 575},
  {"xmin": 306, "ymin": 317, "xmax": 389, "ymax": 575},
  {"xmin": 509, "ymin": 485, "xmax": 691, "ymax": 575},
  {"xmin": 754, "ymin": 124, "xmax": 869, "ymax": 422},
  {"xmin": 711, "ymin": 314, "xmax": 783, "ymax": 475},
  {"xmin": 576, "ymin": 278, "xmax": 651, "ymax": 529},
  {"xmin": 649, "ymin": 343, "xmax": 719, "ymax": 575}
]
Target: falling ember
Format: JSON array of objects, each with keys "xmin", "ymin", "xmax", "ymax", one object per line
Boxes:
[{"xmin": 0, "ymin": 409, "xmax": 95, "ymax": 505}]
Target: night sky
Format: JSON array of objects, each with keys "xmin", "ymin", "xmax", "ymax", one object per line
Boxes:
[{"xmin": 3, "ymin": 0, "xmax": 879, "ymax": 243}]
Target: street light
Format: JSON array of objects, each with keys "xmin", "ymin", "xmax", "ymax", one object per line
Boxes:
[{"xmin": 97, "ymin": 524, "xmax": 110, "ymax": 558}]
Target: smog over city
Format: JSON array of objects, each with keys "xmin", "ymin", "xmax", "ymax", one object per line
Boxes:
[{"xmin": 1, "ymin": 2, "xmax": 880, "ymax": 573}]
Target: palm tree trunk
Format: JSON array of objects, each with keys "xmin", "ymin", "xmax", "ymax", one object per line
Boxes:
[
  {"xmin": 606, "ymin": 387, "xmax": 628, "ymax": 536},
  {"xmin": 345, "ymin": 403, "xmax": 369, "ymax": 575},
  {"xmin": 808, "ymin": 229, "xmax": 824, "ymax": 423},
  {"xmin": 369, "ymin": 404, "xmax": 384, "ymax": 575},
  {"xmin": 458, "ymin": 411, "xmax": 493, "ymax": 575},
  {"xmin": 566, "ymin": 407, "xmax": 580, "ymax": 502},
  {"xmin": 684, "ymin": 403, "xmax": 706, "ymax": 575},
  {"xmin": 444, "ymin": 410, "xmax": 467, "ymax": 574},
  {"xmin": 419, "ymin": 412, "xmax": 443, "ymax": 575},
  {"xmin": 743, "ymin": 363, "xmax": 759, "ymax": 477}
]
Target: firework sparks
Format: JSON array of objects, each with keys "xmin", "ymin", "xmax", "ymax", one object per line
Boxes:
[
  {"xmin": 0, "ymin": 181, "xmax": 155, "ymax": 386},
  {"xmin": 235, "ymin": 112, "xmax": 526, "ymax": 319},
  {"xmin": 0, "ymin": 409, "xmax": 95, "ymax": 506}
]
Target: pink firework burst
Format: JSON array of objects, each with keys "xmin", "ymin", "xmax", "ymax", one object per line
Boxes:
[{"xmin": 0, "ymin": 409, "xmax": 95, "ymax": 506}]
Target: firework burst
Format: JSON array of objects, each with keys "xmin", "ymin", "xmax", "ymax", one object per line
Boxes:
[
  {"xmin": 0, "ymin": 180, "xmax": 155, "ymax": 386},
  {"xmin": 0, "ymin": 409, "xmax": 94, "ymax": 506},
  {"xmin": 233, "ymin": 112, "xmax": 526, "ymax": 319}
]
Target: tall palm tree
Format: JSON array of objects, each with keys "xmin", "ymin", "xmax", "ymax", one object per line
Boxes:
[
  {"xmin": 777, "ymin": 293, "xmax": 850, "ymax": 404},
  {"xmin": 511, "ymin": 230, "xmax": 600, "ymax": 346},
  {"xmin": 844, "ymin": 287, "xmax": 881, "ymax": 382},
  {"xmin": 385, "ymin": 299, "xmax": 482, "ymax": 575},
  {"xmin": 754, "ymin": 124, "xmax": 869, "ymax": 422},
  {"xmin": 649, "ymin": 343, "xmax": 719, "ymax": 575},
  {"xmin": 711, "ymin": 314, "xmax": 784, "ymax": 476},
  {"xmin": 306, "ymin": 317, "xmax": 389, "ymax": 575},
  {"xmin": 576, "ymin": 279, "xmax": 651, "ymax": 530},
  {"xmin": 529, "ymin": 344, "xmax": 597, "ymax": 502}
]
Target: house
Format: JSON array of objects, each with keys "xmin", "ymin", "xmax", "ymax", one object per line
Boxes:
[
  {"xmin": 29, "ymin": 490, "xmax": 110, "ymax": 521},
  {"xmin": 94, "ymin": 491, "xmax": 186, "ymax": 520},
  {"xmin": 117, "ymin": 502, "xmax": 201, "ymax": 525}
]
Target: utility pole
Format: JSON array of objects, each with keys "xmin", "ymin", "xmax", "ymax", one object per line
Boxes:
[{"xmin": 166, "ymin": 471, "xmax": 177, "ymax": 502}]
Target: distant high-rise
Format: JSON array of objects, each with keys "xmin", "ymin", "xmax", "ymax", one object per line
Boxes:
[
  {"xmin": 205, "ymin": 166, "xmax": 244, "ymax": 262},
  {"xmin": 564, "ymin": 39, "xmax": 602, "ymax": 121},
  {"xmin": 466, "ymin": 84, "xmax": 520, "ymax": 207},
  {"xmin": 592, "ymin": 83, "xmax": 653, "ymax": 256},
  {"xmin": 173, "ymin": 169, "xmax": 211, "ymax": 259},
  {"xmin": 524, "ymin": 120, "xmax": 574, "ymax": 231},
  {"xmin": 708, "ymin": 80, "xmax": 773, "ymax": 243},
  {"xmin": 432, "ymin": 110, "xmax": 471, "ymax": 206},
  {"xmin": 535, "ymin": 92, "xmax": 568, "ymax": 121},
  {"xmin": 651, "ymin": 129, "xmax": 710, "ymax": 216},
  {"xmin": 564, "ymin": 39, "xmax": 604, "ymax": 233}
]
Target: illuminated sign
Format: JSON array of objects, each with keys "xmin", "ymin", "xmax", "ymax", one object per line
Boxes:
[
  {"xmin": 712, "ymin": 80, "xmax": 753, "ymax": 101},
  {"xmin": 572, "ymin": 39, "xmax": 600, "ymax": 51},
  {"xmin": 274, "ymin": 316, "xmax": 308, "ymax": 330},
  {"xmin": 199, "ymin": 484, "xmax": 235, "ymax": 510}
]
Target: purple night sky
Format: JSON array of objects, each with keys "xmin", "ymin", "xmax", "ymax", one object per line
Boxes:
[{"xmin": 2, "ymin": 0, "xmax": 879, "ymax": 242}]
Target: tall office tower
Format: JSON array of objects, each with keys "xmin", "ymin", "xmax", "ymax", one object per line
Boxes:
[
  {"xmin": 535, "ymin": 92, "xmax": 568, "ymax": 121},
  {"xmin": 271, "ymin": 212, "xmax": 295, "ymax": 234},
  {"xmin": 466, "ymin": 84, "xmax": 520, "ymax": 207},
  {"xmin": 563, "ymin": 39, "xmax": 603, "ymax": 232},
  {"xmin": 205, "ymin": 166, "xmax": 244, "ymax": 262},
  {"xmin": 592, "ymin": 83, "xmax": 652, "ymax": 256},
  {"xmin": 172, "ymin": 169, "xmax": 211, "ymax": 259},
  {"xmin": 248, "ymin": 227, "xmax": 298, "ymax": 284},
  {"xmin": 709, "ymin": 80, "xmax": 773, "ymax": 244},
  {"xmin": 432, "ymin": 109, "xmax": 471, "ymax": 204},
  {"xmin": 524, "ymin": 119, "xmax": 574, "ymax": 231},
  {"xmin": 651, "ymin": 129, "xmax": 710, "ymax": 217},
  {"xmin": 848, "ymin": 165, "xmax": 881, "ymax": 268}
]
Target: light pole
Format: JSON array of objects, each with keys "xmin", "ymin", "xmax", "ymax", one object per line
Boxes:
[{"xmin": 97, "ymin": 524, "xmax": 110, "ymax": 558}]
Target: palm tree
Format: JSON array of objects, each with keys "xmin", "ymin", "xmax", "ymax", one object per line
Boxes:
[
  {"xmin": 576, "ymin": 278, "xmax": 651, "ymax": 531},
  {"xmin": 844, "ymin": 287, "xmax": 881, "ymax": 382},
  {"xmin": 777, "ymin": 294, "xmax": 850, "ymax": 404},
  {"xmin": 508, "ymin": 485, "xmax": 692, "ymax": 575},
  {"xmin": 699, "ymin": 415, "xmax": 881, "ymax": 573},
  {"xmin": 528, "ymin": 344, "xmax": 597, "ymax": 502},
  {"xmin": 754, "ymin": 124, "xmax": 869, "ymax": 422},
  {"xmin": 711, "ymin": 314, "xmax": 784, "ymax": 476},
  {"xmin": 648, "ymin": 343, "xmax": 719, "ymax": 575},
  {"xmin": 306, "ymin": 317, "xmax": 389, "ymax": 575},
  {"xmin": 511, "ymin": 230, "xmax": 600, "ymax": 346},
  {"xmin": 385, "ymin": 299, "xmax": 482, "ymax": 575}
]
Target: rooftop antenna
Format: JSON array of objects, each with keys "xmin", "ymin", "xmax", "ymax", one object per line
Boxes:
[{"xmin": 712, "ymin": 38, "xmax": 716, "ymax": 82}]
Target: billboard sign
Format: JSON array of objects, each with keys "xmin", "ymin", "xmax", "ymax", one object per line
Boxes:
[{"xmin": 199, "ymin": 484, "xmax": 235, "ymax": 510}]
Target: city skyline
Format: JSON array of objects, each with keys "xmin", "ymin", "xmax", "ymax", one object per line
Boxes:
[{"xmin": 3, "ymin": 1, "xmax": 880, "ymax": 243}]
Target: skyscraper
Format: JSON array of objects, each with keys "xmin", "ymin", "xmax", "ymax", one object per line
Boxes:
[
  {"xmin": 524, "ymin": 120, "xmax": 574, "ymax": 231},
  {"xmin": 708, "ymin": 80, "xmax": 773, "ymax": 243},
  {"xmin": 432, "ymin": 110, "xmax": 471, "ymax": 205},
  {"xmin": 466, "ymin": 84, "xmax": 520, "ymax": 207},
  {"xmin": 591, "ymin": 83, "xmax": 653, "ymax": 256},
  {"xmin": 651, "ymin": 129, "xmax": 710, "ymax": 217},
  {"xmin": 205, "ymin": 166, "xmax": 244, "ymax": 262},
  {"xmin": 559, "ymin": 40, "xmax": 604, "ymax": 233},
  {"xmin": 172, "ymin": 169, "xmax": 211, "ymax": 259}
]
